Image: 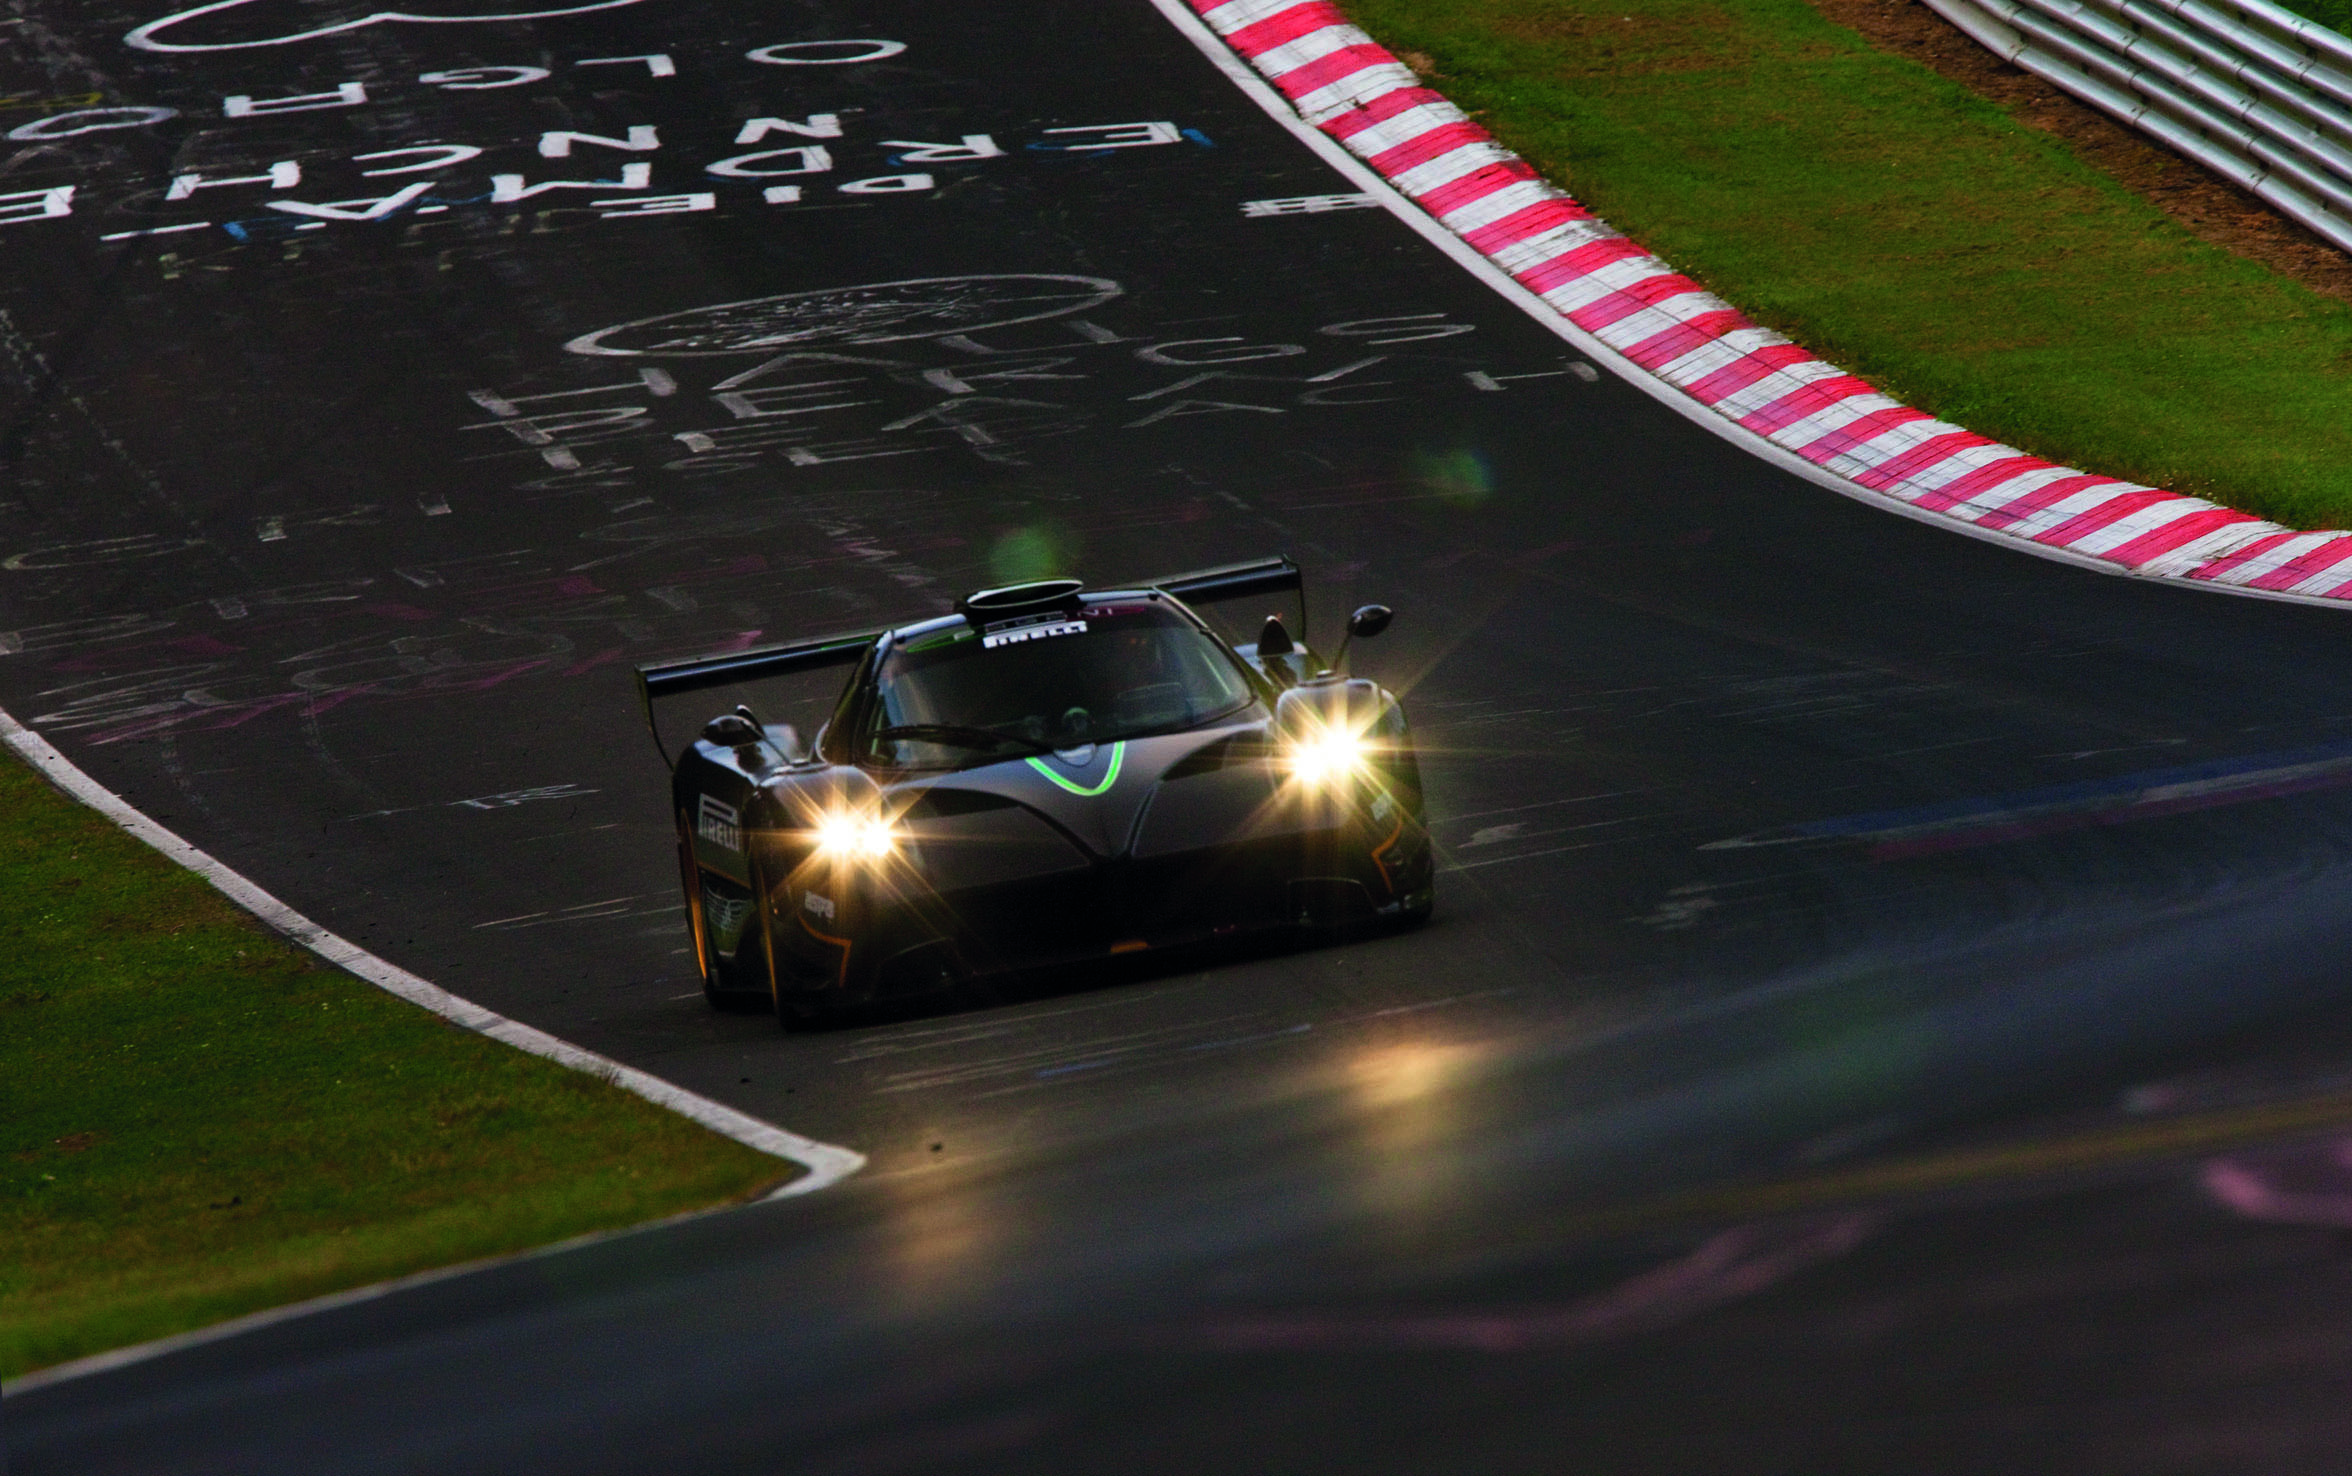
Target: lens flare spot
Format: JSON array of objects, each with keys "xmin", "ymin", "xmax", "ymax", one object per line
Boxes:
[
  {"xmin": 989, "ymin": 524, "xmax": 1079, "ymax": 584},
  {"xmin": 1415, "ymin": 448, "xmax": 1493, "ymax": 508}
]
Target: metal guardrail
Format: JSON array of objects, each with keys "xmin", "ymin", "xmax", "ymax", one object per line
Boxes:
[{"xmin": 1922, "ymin": 0, "xmax": 2352, "ymax": 253}]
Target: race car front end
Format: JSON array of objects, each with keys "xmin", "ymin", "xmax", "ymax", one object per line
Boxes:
[
  {"xmin": 747, "ymin": 702, "xmax": 1431, "ymax": 1014},
  {"xmin": 643, "ymin": 557, "xmax": 1432, "ymax": 1023}
]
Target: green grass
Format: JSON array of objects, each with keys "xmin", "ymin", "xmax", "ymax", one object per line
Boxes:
[
  {"xmin": 1348, "ymin": 0, "xmax": 2352, "ymax": 529},
  {"xmin": 2274, "ymin": 0, "xmax": 2352, "ymax": 38},
  {"xmin": 0, "ymin": 746, "xmax": 788, "ymax": 1381}
]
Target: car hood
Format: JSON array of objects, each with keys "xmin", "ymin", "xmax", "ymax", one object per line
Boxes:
[{"xmin": 883, "ymin": 721, "xmax": 1270, "ymax": 860}]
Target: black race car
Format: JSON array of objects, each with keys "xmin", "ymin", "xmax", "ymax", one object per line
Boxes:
[{"xmin": 636, "ymin": 557, "xmax": 1432, "ymax": 1022}]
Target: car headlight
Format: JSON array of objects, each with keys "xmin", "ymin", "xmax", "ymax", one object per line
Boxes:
[
  {"xmin": 812, "ymin": 807, "xmax": 898, "ymax": 863},
  {"xmin": 1287, "ymin": 725, "xmax": 1369, "ymax": 788}
]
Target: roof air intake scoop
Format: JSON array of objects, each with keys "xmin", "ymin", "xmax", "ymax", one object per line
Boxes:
[{"xmin": 956, "ymin": 579, "xmax": 1087, "ymax": 619}]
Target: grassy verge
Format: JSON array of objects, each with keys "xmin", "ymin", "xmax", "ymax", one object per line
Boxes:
[
  {"xmin": 1, "ymin": 745, "xmax": 787, "ymax": 1382},
  {"xmin": 1348, "ymin": 0, "xmax": 2352, "ymax": 529},
  {"xmin": 2277, "ymin": 0, "xmax": 2352, "ymax": 37}
]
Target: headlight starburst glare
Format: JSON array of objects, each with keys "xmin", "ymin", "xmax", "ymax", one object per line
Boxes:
[
  {"xmin": 1287, "ymin": 723, "xmax": 1369, "ymax": 788},
  {"xmin": 813, "ymin": 807, "xmax": 898, "ymax": 863}
]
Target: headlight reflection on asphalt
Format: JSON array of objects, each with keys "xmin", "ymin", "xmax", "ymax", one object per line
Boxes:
[
  {"xmin": 877, "ymin": 1138, "xmax": 1007, "ymax": 1306},
  {"xmin": 1349, "ymin": 1040, "xmax": 1479, "ymax": 1109},
  {"xmin": 1345, "ymin": 1040, "xmax": 1488, "ymax": 1229}
]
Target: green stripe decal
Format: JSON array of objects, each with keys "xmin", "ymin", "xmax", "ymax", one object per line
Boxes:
[{"xmin": 1026, "ymin": 741, "xmax": 1125, "ymax": 796}]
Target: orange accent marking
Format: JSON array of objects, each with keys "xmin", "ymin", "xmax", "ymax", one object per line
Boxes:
[
  {"xmin": 1369, "ymin": 810, "xmax": 1408, "ymax": 895},
  {"xmin": 797, "ymin": 911, "xmax": 856, "ymax": 990},
  {"xmin": 1109, "ymin": 939, "xmax": 1151, "ymax": 954}
]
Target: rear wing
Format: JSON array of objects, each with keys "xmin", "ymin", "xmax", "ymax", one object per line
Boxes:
[
  {"xmin": 639, "ymin": 632, "xmax": 877, "ymax": 703},
  {"xmin": 1150, "ymin": 555, "xmax": 1301, "ymax": 608},
  {"xmin": 1153, "ymin": 554, "xmax": 1307, "ymax": 662},
  {"xmin": 635, "ymin": 632, "xmax": 879, "ymax": 765},
  {"xmin": 634, "ymin": 555, "xmax": 1302, "ymax": 762}
]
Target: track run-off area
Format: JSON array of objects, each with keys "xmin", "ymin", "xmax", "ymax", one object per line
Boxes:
[{"xmin": 17, "ymin": 1, "xmax": 2352, "ymax": 1470}]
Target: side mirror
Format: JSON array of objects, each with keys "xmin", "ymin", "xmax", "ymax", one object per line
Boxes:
[
  {"xmin": 1329, "ymin": 604, "xmax": 1395, "ymax": 674},
  {"xmin": 1257, "ymin": 613, "xmax": 1295, "ymax": 655},
  {"xmin": 703, "ymin": 705, "xmax": 792, "ymax": 768},
  {"xmin": 701, "ymin": 713, "xmax": 760, "ymax": 746}
]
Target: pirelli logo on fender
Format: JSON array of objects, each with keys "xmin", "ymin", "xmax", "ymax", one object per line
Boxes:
[
  {"xmin": 982, "ymin": 618, "xmax": 1086, "ymax": 650},
  {"xmin": 697, "ymin": 794, "xmax": 741, "ymax": 851}
]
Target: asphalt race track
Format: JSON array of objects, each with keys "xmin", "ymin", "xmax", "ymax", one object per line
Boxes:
[{"xmin": 18, "ymin": 3, "xmax": 2352, "ymax": 1471}]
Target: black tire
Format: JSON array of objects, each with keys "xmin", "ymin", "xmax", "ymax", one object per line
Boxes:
[
  {"xmin": 703, "ymin": 921, "xmax": 773, "ymax": 1013},
  {"xmin": 777, "ymin": 991, "xmax": 838, "ymax": 1031},
  {"xmin": 775, "ymin": 965, "xmax": 851, "ymax": 1031}
]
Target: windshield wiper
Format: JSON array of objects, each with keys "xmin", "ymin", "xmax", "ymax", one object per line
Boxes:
[{"xmin": 873, "ymin": 724, "xmax": 1055, "ymax": 757}]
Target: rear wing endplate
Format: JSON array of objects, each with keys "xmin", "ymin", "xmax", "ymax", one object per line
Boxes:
[{"xmin": 634, "ymin": 632, "xmax": 877, "ymax": 766}]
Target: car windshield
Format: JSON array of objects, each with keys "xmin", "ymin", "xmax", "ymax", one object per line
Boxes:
[{"xmin": 859, "ymin": 601, "xmax": 1259, "ymax": 769}]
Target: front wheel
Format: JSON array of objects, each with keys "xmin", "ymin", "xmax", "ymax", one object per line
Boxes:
[
  {"xmin": 703, "ymin": 918, "xmax": 774, "ymax": 1013},
  {"xmin": 776, "ymin": 989, "xmax": 843, "ymax": 1031}
]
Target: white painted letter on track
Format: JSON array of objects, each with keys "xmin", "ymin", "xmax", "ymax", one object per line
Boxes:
[
  {"xmin": 0, "ymin": 185, "xmax": 74, "ymax": 225},
  {"xmin": 1124, "ymin": 399, "xmax": 1283, "ymax": 427},
  {"xmin": 576, "ymin": 53, "xmax": 675, "ymax": 76},
  {"xmin": 7, "ymin": 106, "xmax": 175, "ymax": 141},
  {"xmin": 1137, "ymin": 338, "xmax": 1306, "ymax": 365},
  {"xmin": 467, "ymin": 407, "xmax": 651, "ymax": 448},
  {"xmin": 266, "ymin": 183, "xmax": 435, "ymax": 221},
  {"xmin": 837, "ymin": 173, "xmax": 932, "ymax": 194},
  {"xmin": 539, "ymin": 126, "xmax": 659, "ymax": 158},
  {"xmin": 1037, "ymin": 122, "xmax": 1181, "ymax": 150},
  {"xmin": 714, "ymin": 383, "xmax": 875, "ymax": 419},
  {"xmin": 1242, "ymin": 193, "xmax": 1377, "ymax": 217},
  {"xmin": 735, "ymin": 115, "xmax": 843, "ymax": 143},
  {"xmin": 128, "ymin": 1, "xmax": 657, "ymax": 53},
  {"xmin": 920, "ymin": 358, "xmax": 1084, "ymax": 394},
  {"xmin": 470, "ymin": 370, "xmax": 675, "ymax": 418},
  {"xmin": 223, "ymin": 83, "xmax": 366, "ymax": 117},
  {"xmin": 1319, "ymin": 314, "xmax": 1476, "ymax": 344},
  {"xmin": 745, "ymin": 40, "xmax": 905, "ymax": 65},
  {"xmin": 591, "ymin": 192, "xmax": 713, "ymax": 217},
  {"xmin": 882, "ymin": 136, "xmax": 1002, "ymax": 162},
  {"xmin": 706, "ymin": 146, "xmax": 832, "ymax": 179},
  {"xmin": 166, "ymin": 160, "xmax": 297, "ymax": 200},
  {"xmin": 419, "ymin": 66, "xmax": 549, "ymax": 90},
  {"xmin": 712, "ymin": 354, "xmax": 908, "ymax": 389},
  {"xmin": 491, "ymin": 164, "xmax": 652, "ymax": 201},
  {"xmin": 355, "ymin": 145, "xmax": 483, "ymax": 177}
]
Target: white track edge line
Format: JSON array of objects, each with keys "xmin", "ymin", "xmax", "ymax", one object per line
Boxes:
[
  {"xmin": 4, "ymin": 1193, "xmax": 755, "ymax": 1397},
  {"xmin": 0, "ymin": 704, "xmax": 865, "ymax": 1389},
  {"xmin": 1148, "ymin": 0, "xmax": 2352, "ymax": 616}
]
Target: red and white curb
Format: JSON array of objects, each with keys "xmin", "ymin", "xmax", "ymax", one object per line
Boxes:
[{"xmin": 1161, "ymin": 0, "xmax": 2352, "ymax": 602}]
